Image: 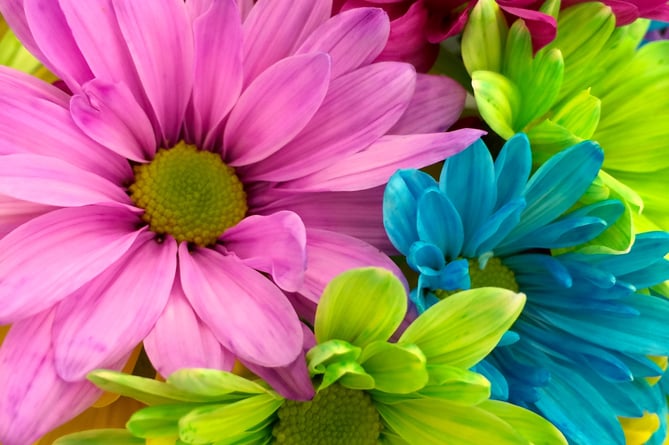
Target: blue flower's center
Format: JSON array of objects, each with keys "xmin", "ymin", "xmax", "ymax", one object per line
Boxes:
[
  {"xmin": 436, "ymin": 257, "xmax": 519, "ymax": 299},
  {"xmin": 128, "ymin": 142, "xmax": 247, "ymax": 246},
  {"xmin": 272, "ymin": 384, "xmax": 382, "ymax": 445}
]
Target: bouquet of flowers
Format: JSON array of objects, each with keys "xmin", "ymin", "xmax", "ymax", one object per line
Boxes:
[{"xmin": 0, "ymin": 0, "xmax": 668, "ymax": 444}]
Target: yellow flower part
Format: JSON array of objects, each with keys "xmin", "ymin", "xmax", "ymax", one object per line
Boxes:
[
  {"xmin": 0, "ymin": 15, "xmax": 54, "ymax": 80},
  {"xmin": 620, "ymin": 412, "xmax": 661, "ymax": 445}
]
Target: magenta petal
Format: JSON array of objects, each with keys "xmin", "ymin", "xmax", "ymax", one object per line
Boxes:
[
  {"xmin": 283, "ymin": 129, "xmax": 485, "ymax": 192},
  {"xmin": 179, "ymin": 246, "xmax": 303, "ymax": 367},
  {"xmin": 243, "ymin": 61, "xmax": 416, "ymax": 182},
  {"xmin": 498, "ymin": 4, "xmax": 556, "ymax": 51},
  {"xmin": 52, "ymin": 232, "xmax": 176, "ymax": 381},
  {"xmin": 113, "ymin": 0, "xmax": 193, "ymax": 146},
  {"xmin": 243, "ymin": 351, "xmax": 315, "ymax": 401},
  {"xmin": 0, "ymin": 153, "xmax": 130, "ymax": 207},
  {"xmin": 296, "ymin": 7, "xmax": 390, "ymax": 79},
  {"xmin": 71, "ymin": 79, "xmax": 157, "ymax": 162},
  {"xmin": 242, "ymin": 0, "xmax": 330, "ymax": 85},
  {"xmin": 299, "ymin": 228, "xmax": 408, "ymax": 302},
  {"xmin": 0, "ymin": 310, "xmax": 101, "ymax": 445},
  {"xmin": 224, "ymin": 53, "xmax": 331, "ymax": 166},
  {"xmin": 0, "ymin": 1, "xmax": 49, "ymax": 66},
  {"xmin": 390, "ymin": 73, "xmax": 467, "ymax": 134},
  {"xmin": 221, "ymin": 211, "xmax": 307, "ymax": 292},
  {"xmin": 0, "ymin": 206, "xmax": 143, "ymax": 323},
  {"xmin": 144, "ymin": 276, "xmax": 235, "ymax": 377}
]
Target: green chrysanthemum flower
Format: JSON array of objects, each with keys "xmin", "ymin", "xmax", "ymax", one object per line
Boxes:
[
  {"xmin": 52, "ymin": 268, "xmax": 566, "ymax": 445},
  {"xmin": 0, "ymin": 15, "xmax": 53, "ymax": 79},
  {"xmin": 460, "ymin": 0, "xmax": 669, "ymax": 251}
]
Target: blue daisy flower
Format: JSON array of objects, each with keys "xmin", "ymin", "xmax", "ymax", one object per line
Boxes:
[{"xmin": 383, "ymin": 133, "xmax": 669, "ymax": 445}]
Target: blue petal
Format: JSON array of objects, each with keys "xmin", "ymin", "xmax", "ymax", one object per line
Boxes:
[
  {"xmin": 562, "ymin": 199, "xmax": 624, "ymax": 228},
  {"xmin": 499, "ymin": 215, "xmax": 607, "ymax": 252},
  {"xmin": 418, "ymin": 258, "xmax": 470, "ymax": 292},
  {"xmin": 494, "ymin": 133, "xmax": 532, "ymax": 209},
  {"xmin": 617, "ymin": 261, "xmax": 669, "ymax": 290},
  {"xmin": 416, "ymin": 189, "xmax": 463, "ymax": 260},
  {"xmin": 439, "ymin": 139, "xmax": 496, "ymax": 242},
  {"xmin": 503, "ymin": 253, "xmax": 573, "ymax": 287},
  {"xmin": 408, "ymin": 241, "xmax": 445, "ymax": 273},
  {"xmin": 463, "ymin": 198, "xmax": 526, "ymax": 257},
  {"xmin": 383, "ymin": 169, "xmax": 438, "ymax": 254},
  {"xmin": 593, "ymin": 231, "xmax": 669, "ymax": 276},
  {"xmin": 472, "ymin": 359, "xmax": 510, "ymax": 401}
]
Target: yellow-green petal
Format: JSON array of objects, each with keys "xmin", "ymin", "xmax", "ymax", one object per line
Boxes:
[
  {"xmin": 479, "ymin": 400, "xmax": 568, "ymax": 445},
  {"xmin": 359, "ymin": 341, "xmax": 428, "ymax": 394},
  {"xmin": 53, "ymin": 429, "xmax": 145, "ymax": 445}
]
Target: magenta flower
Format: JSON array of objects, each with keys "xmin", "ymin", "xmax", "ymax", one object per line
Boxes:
[{"xmin": 0, "ymin": 0, "xmax": 482, "ymax": 443}]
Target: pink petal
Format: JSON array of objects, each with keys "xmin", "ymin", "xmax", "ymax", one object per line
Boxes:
[
  {"xmin": 23, "ymin": 0, "xmax": 93, "ymax": 90},
  {"xmin": 390, "ymin": 73, "xmax": 467, "ymax": 134},
  {"xmin": 0, "ymin": 0, "xmax": 49, "ymax": 66},
  {"xmin": 296, "ymin": 7, "xmax": 390, "ymax": 79},
  {"xmin": 144, "ymin": 276, "xmax": 235, "ymax": 377},
  {"xmin": 0, "ymin": 66, "xmax": 69, "ymax": 105},
  {"xmin": 242, "ymin": 0, "xmax": 331, "ymax": 85},
  {"xmin": 252, "ymin": 186, "xmax": 393, "ymax": 252},
  {"xmin": 179, "ymin": 246, "xmax": 303, "ymax": 367},
  {"xmin": 0, "ymin": 193, "xmax": 54, "ymax": 238},
  {"xmin": 282, "ymin": 129, "xmax": 485, "ymax": 192},
  {"xmin": 71, "ymin": 79, "xmax": 157, "ymax": 162},
  {"xmin": 52, "ymin": 232, "xmax": 177, "ymax": 381},
  {"xmin": 221, "ymin": 211, "xmax": 307, "ymax": 292},
  {"xmin": 0, "ymin": 310, "xmax": 101, "ymax": 445},
  {"xmin": 243, "ymin": 350, "xmax": 315, "ymax": 401},
  {"xmin": 242, "ymin": 61, "xmax": 416, "ymax": 182},
  {"xmin": 113, "ymin": 0, "xmax": 194, "ymax": 146},
  {"xmin": 0, "ymin": 206, "xmax": 143, "ymax": 323},
  {"xmin": 0, "ymin": 153, "xmax": 130, "ymax": 207},
  {"xmin": 298, "ymin": 228, "xmax": 408, "ymax": 302},
  {"xmin": 187, "ymin": 0, "xmax": 243, "ymax": 147},
  {"xmin": 224, "ymin": 53, "xmax": 331, "ymax": 166}
]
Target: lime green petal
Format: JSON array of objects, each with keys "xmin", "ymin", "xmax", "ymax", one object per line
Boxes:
[
  {"xmin": 398, "ymin": 288, "xmax": 525, "ymax": 368},
  {"xmin": 418, "ymin": 364, "xmax": 491, "ymax": 406},
  {"xmin": 307, "ymin": 339, "xmax": 362, "ymax": 376},
  {"xmin": 539, "ymin": 0, "xmax": 561, "ymax": 18},
  {"xmin": 516, "ymin": 49, "xmax": 564, "ymax": 130},
  {"xmin": 479, "ymin": 400, "xmax": 568, "ymax": 445},
  {"xmin": 166, "ymin": 368, "xmax": 270, "ymax": 399},
  {"xmin": 380, "ymin": 429, "xmax": 411, "ymax": 445},
  {"xmin": 88, "ymin": 370, "xmax": 215, "ymax": 405},
  {"xmin": 53, "ymin": 429, "xmax": 145, "ymax": 445},
  {"xmin": 377, "ymin": 399, "xmax": 529, "ymax": 445},
  {"xmin": 611, "ymin": 167, "xmax": 669, "ymax": 232},
  {"xmin": 127, "ymin": 405, "xmax": 195, "ymax": 439},
  {"xmin": 462, "ymin": 0, "xmax": 508, "ymax": 73},
  {"xmin": 359, "ymin": 341, "xmax": 428, "ymax": 394},
  {"xmin": 178, "ymin": 394, "xmax": 280, "ymax": 443},
  {"xmin": 320, "ymin": 360, "xmax": 376, "ymax": 391},
  {"xmin": 209, "ymin": 417, "xmax": 274, "ymax": 445},
  {"xmin": 551, "ymin": 88, "xmax": 600, "ymax": 140},
  {"xmin": 525, "ymin": 119, "xmax": 582, "ymax": 161},
  {"xmin": 471, "ymin": 71, "xmax": 520, "ymax": 139},
  {"xmin": 314, "ymin": 267, "xmax": 407, "ymax": 347}
]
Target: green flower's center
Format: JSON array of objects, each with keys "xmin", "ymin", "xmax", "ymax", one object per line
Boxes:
[
  {"xmin": 128, "ymin": 142, "xmax": 247, "ymax": 246},
  {"xmin": 272, "ymin": 384, "xmax": 382, "ymax": 445},
  {"xmin": 435, "ymin": 257, "xmax": 519, "ymax": 299}
]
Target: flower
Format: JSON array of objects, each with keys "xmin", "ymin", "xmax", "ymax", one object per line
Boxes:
[
  {"xmin": 0, "ymin": 14, "xmax": 52, "ymax": 79},
  {"xmin": 383, "ymin": 134, "xmax": 669, "ymax": 445},
  {"xmin": 0, "ymin": 0, "xmax": 483, "ymax": 443},
  {"xmin": 53, "ymin": 267, "xmax": 567, "ymax": 445}
]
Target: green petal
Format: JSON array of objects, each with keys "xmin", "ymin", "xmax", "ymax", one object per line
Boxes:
[
  {"xmin": 551, "ymin": 88, "xmax": 600, "ymax": 140},
  {"xmin": 53, "ymin": 429, "xmax": 145, "ymax": 445},
  {"xmin": 462, "ymin": 0, "xmax": 508, "ymax": 73},
  {"xmin": 88, "ymin": 370, "xmax": 216, "ymax": 405},
  {"xmin": 359, "ymin": 341, "xmax": 428, "ymax": 394},
  {"xmin": 479, "ymin": 400, "xmax": 568, "ymax": 445},
  {"xmin": 320, "ymin": 360, "xmax": 376, "ymax": 391},
  {"xmin": 167, "ymin": 368, "xmax": 271, "ymax": 399},
  {"xmin": 178, "ymin": 394, "xmax": 280, "ymax": 443},
  {"xmin": 314, "ymin": 267, "xmax": 407, "ymax": 347},
  {"xmin": 127, "ymin": 405, "xmax": 195, "ymax": 438},
  {"xmin": 307, "ymin": 339, "xmax": 362, "ymax": 376},
  {"xmin": 419, "ymin": 364, "xmax": 491, "ymax": 406},
  {"xmin": 398, "ymin": 288, "xmax": 525, "ymax": 368},
  {"xmin": 380, "ymin": 429, "xmax": 411, "ymax": 445},
  {"xmin": 377, "ymin": 399, "xmax": 529, "ymax": 445},
  {"xmin": 526, "ymin": 119, "xmax": 582, "ymax": 161},
  {"xmin": 516, "ymin": 48, "xmax": 564, "ymax": 130},
  {"xmin": 471, "ymin": 71, "xmax": 520, "ymax": 139}
]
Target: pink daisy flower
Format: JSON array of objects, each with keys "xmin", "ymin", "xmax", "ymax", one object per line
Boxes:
[{"xmin": 0, "ymin": 0, "xmax": 482, "ymax": 443}]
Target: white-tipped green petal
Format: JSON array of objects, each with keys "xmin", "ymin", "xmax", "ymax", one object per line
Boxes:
[
  {"xmin": 166, "ymin": 368, "xmax": 270, "ymax": 398},
  {"xmin": 53, "ymin": 429, "xmax": 145, "ymax": 445},
  {"xmin": 471, "ymin": 71, "xmax": 520, "ymax": 139},
  {"xmin": 398, "ymin": 288, "xmax": 525, "ymax": 368},
  {"xmin": 462, "ymin": 0, "xmax": 508, "ymax": 73},
  {"xmin": 359, "ymin": 341, "xmax": 428, "ymax": 394},
  {"xmin": 314, "ymin": 267, "xmax": 407, "ymax": 347},
  {"xmin": 479, "ymin": 400, "xmax": 568, "ymax": 445}
]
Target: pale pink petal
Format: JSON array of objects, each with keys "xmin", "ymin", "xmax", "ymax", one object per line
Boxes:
[
  {"xmin": 252, "ymin": 186, "xmax": 393, "ymax": 252},
  {"xmin": 243, "ymin": 352, "xmax": 314, "ymax": 401},
  {"xmin": 296, "ymin": 7, "xmax": 390, "ymax": 79},
  {"xmin": 224, "ymin": 53, "xmax": 331, "ymax": 166},
  {"xmin": 242, "ymin": 62, "xmax": 416, "ymax": 182},
  {"xmin": 179, "ymin": 246, "xmax": 303, "ymax": 367},
  {"xmin": 0, "ymin": 153, "xmax": 130, "ymax": 207},
  {"xmin": 188, "ymin": 0, "xmax": 243, "ymax": 147},
  {"xmin": 390, "ymin": 74, "xmax": 467, "ymax": 134},
  {"xmin": 282, "ymin": 130, "xmax": 485, "ymax": 192},
  {"xmin": 113, "ymin": 0, "xmax": 194, "ymax": 146},
  {"xmin": 242, "ymin": 0, "xmax": 331, "ymax": 85},
  {"xmin": 0, "ymin": 206, "xmax": 143, "ymax": 323},
  {"xmin": 144, "ymin": 276, "xmax": 235, "ymax": 377},
  {"xmin": 71, "ymin": 79, "xmax": 157, "ymax": 162},
  {"xmin": 221, "ymin": 211, "xmax": 307, "ymax": 292},
  {"xmin": 298, "ymin": 228, "xmax": 408, "ymax": 302},
  {"xmin": 239, "ymin": 0, "xmax": 254, "ymax": 19},
  {"xmin": 0, "ymin": 66, "xmax": 69, "ymax": 105},
  {"xmin": 52, "ymin": 232, "xmax": 177, "ymax": 381},
  {"xmin": 0, "ymin": 193, "xmax": 54, "ymax": 238},
  {"xmin": 0, "ymin": 310, "xmax": 101, "ymax": 445}
]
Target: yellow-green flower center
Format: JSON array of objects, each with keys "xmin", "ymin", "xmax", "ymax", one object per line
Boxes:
[
  {"xmin": 272, "ymin": 384, "xmax": 382, "ymax": 445},
  {"xmin": 436, "ymin": 257, "xmax": 519, "ymax": 298},
  {"xmin": 128, "ymin": 142, "xmax": 247, "ymax": 246}
]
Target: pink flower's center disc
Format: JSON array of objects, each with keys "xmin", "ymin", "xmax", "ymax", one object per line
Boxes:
[
  {"xmin": 128, "ymin": 142, "xmax": 247, "ymax": 246},
  {"xmin": 435, "ymin": 257, "xmax": 519, "ymax": 299}
]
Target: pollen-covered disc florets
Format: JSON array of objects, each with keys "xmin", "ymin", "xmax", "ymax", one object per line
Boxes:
[
  {"xmin": 436, "ymin": 257, "xmax": 519, "ymax": 298},
  {"xmin": 129, "ymin": 142, "xmax": 247, "ymax": 246},
  {"xmin": 272, "ymin": 384, "xmax": 382, "ymax": 445}
]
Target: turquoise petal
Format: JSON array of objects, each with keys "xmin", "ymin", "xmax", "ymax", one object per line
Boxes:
[
  {"xmin": 417, "ymin": 189, "xmax": 464, "ymax": 260},
  {"xmin": 494, "ymin": 133, "xmax": 532, "ymax": 209}
]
